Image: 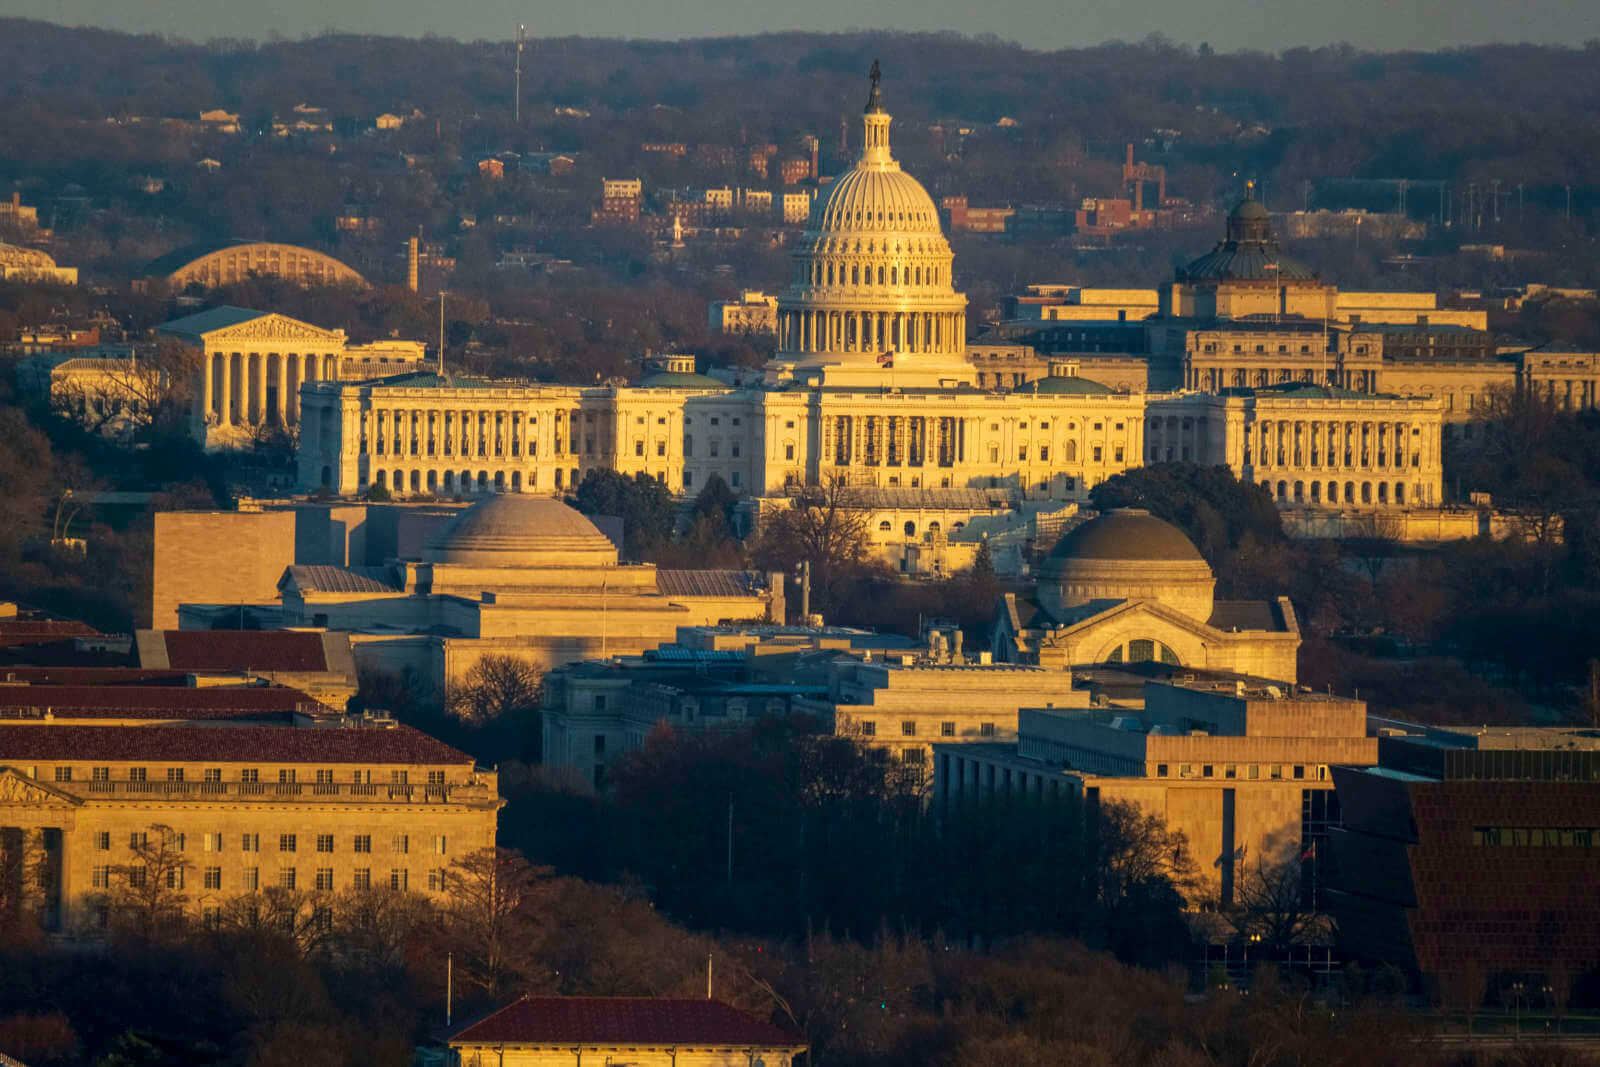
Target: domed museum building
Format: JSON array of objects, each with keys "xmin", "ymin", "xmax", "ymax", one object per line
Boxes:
[{"xmin": 994, "ymin": 509, "xmax": 1301, "ymax": 681}]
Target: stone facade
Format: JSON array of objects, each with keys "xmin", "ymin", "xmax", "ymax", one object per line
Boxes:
[
  {"xmin": 934, "ymin": 679, "xmax": 1378, "ymax": 905},
  {"xmin": 0, "ymin": 722, "xmax": 500, "ymax": 932}
]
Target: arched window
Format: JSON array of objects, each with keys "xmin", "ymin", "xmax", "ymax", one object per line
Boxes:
[
  {"xmin": 879, "ymin": 520, "xmax": 891, "ymax": 531},
  {"xmin": 1065, "ymin": 441, "xmax": 1077, "ymax": 461},
  {"xmin": 904, "ymin": 521, "xmax": 916, "ymax": 536},
  {"xmin": 851, "ymin": 265, "xmax": 859, "ymax": 285}
]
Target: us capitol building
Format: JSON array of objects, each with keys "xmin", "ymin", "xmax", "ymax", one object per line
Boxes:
[{"xmin": 290, "ymin": 71, "xmax": 1450, "ymax": 534}]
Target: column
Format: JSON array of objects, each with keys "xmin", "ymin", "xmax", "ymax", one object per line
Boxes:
[
  {"xmin": 219, "ymin": 353, "xmax": 232, "ymax": 426},
  {"xmin": 200, "ymin": 350, "xmax": 213, "ymax": 425},
  {"xmin": 276, "ymin": 353, "xmax": 289, "ymax": 427}
]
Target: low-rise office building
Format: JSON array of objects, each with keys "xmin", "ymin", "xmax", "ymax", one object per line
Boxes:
[{"xmin": 933, "ymin": 675, "xmax": 1377, "ymax": 906}]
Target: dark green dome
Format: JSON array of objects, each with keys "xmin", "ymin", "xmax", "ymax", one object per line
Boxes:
[
  {"xmin": 638, "ymin": 370, "xmax": 728, "ymax": 389},
  {"xmin": 1022, "ymin": 373, "xmax": 1113, "ymax": 396}
]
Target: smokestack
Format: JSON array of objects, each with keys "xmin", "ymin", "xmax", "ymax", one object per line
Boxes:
[
  {"xmin": 407, "ymin": 236, "xmax": 419, "ymax": 293},
  {"xmin": 810, "ymin": 138, "xmax": 819, "ymax": 181},
  {"xmin": 1126, "ymin": 143, "xmax": 1134, "ymax": 168}
]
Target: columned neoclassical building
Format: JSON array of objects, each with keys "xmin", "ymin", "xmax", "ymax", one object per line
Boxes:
[
  {"xmin": 158, "ymin": 306, "xmax": 425, "ymax": 450},
  {"xmin": 292, "ymin": 70, "xmax": 1445, "ymax": 523}
]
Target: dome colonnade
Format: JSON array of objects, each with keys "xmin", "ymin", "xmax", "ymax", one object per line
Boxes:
[{"xmin": 774, "ymin": 70, "xmax": 968, "ymax": 372}]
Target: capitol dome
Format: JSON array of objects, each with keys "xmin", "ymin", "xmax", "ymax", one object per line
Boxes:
[
  {"xmin": 769, "ymin": 65, "xmax": 969, "ymax": 384},
  {"xmin": 423, "ymin": 496, "xmax": 617, "ymax": 568},
  {"xmin": 1038, "ymin": 508, "xmax": 1215, "ymax": 621}
]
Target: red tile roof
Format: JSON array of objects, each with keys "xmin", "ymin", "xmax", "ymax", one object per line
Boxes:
[
  {"xmin": 0, "ymin": 668, "xmax": 190, "ymax": 686},
  {"xmin": 0, "ymin": 685, "xmax": 323, "ymax": 713},
  {"xmin": 151, "ymin": 631, "xmax": 330, "ymax": 672},
  {"xmin": 0, "ymin": 722, "xmax": 473, "ymax": 765},
  {"xmin": 450, "ymin": 997, "xmax": 804, "ymax": 1049},
  {"xmin": 0, "ymin": 619, "xmax": 100, "ymax": 648}
]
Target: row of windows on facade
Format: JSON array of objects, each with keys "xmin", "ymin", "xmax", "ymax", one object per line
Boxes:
[
  {"xmin": 1265, "ymin": 479, "xmax": 1422, "ymax": 506},
  {"xmin": 1472, "ymin": 827, "xmax": 1600, "ymax": 847},
  {"xmin": 857, "ymin": 720, "xmax": 998, "ymax": 738},
  {"xmin": 101, "ymin": 831, "xmax": 448, "ymax": 855},
  {"xmin": 56, "ymin": 767, "xmax": 446, "ymax": 785},
  {"xmin": 1153, "ymin": 762, "xmax": 1330, "ymax": 781},
  {"xmin": 363, "ymin": 466, "xmax": 739, "ymax": 493},
  {"xmin": 1199, "ymin": 342, "xmax": 1368, "ymax": 356},
  {"xmin": 91, "ymin": 865, "xmax": 447, "ymax": 893}
]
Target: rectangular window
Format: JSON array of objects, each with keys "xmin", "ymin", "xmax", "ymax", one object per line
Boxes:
[
  {"xmin": 980, "ymin": 722, "xmax": 996, "ymax": 737},
  {"xmin": 1156, "ymin": 763, "xmax": 1169, "ymax": 778},
  {"xmin": 54, "ymin": 766, "xmax": 72, "ymax": 782},
  {"xmin": 901, "ymin": 721, "xmax": 916, "ymax": 736},
  {"xmin": 241, "ymin": 833, "xmax": 259, "ymax": 852},
  {"xmin": 94, "ymin": 831, "xmax": 111, "ymax": 851},
  {"xmin": 129, "ymin": 832, "xmax": 147, "ymax": 850},
  {"xmin": 316, "ymin": 868, "xmax": 334, "ymax": 891},
  {"xmin": 390, "ymin": 869, "xmax": 408, "ymax": 892},
  {"xmin": 204, "ymin": 833, "xmax": 223, "ymax": 853},
  {"xmin": 92, "ymin": 865, "xmax": 111, "ymax": 889},
  {"xmin": 594, "ymin": 734, "xmax": 607, "ymax": 756},
  {"xmin": 859, "ymin": 721, "xmax": 875, "ymax": 737},
  {"xmin": 279, "ymin": 834, "xmax": 296, "ymax": 853},
  {"xmin": 392, "ymin": 835, "xmax": 409, "ymax": 854},
  {"xmin": 1203, "ymin": 765, "xmax": 1215, "ymax": 778},
  {"xmin": 204, "ymin": 867, "xmax": 221, "ymax": 890},
  {"xmin": 1092, "ymin": 446, "xmax": 1103, "ymax": 463},
  {"xmin": 243, "ymin": 867, "xmax": 260, "ymax": 892},
  {"xmin": 126, "ymin": 868, "xmax": 147, "ymax": 889},
  {"xmin": 204, "ymin": 768, "xmax": 222, "ymax": 783},
  {"xmin": 279, "ymin": 769, "xmax": 296, "ymax": 784},
  {"xmin": 167, "ymin": 768, "xmax": 184, "ymax": 783},
  {"xmin": 427, "ymin": 771, "xmax": 445, "ymax": 786},
  {"xmin": 940, "ymin": 722, "xmax": 955, "ymax": 737},
  {"xmin": 92, "ymin": 766, "xmax": 109, "ymax": 782},
  {"xmin": 428, "ymin": 868, "xmax": 446, "ymax": 892},
  {"xmin": 656, "ymin": 441, "xmax": 666, "ymax": 457},
  {"xmin": 353, "ymin": 868, "xmax": 372, "ymax": 890},
  {"xmin": 241, "ymin": 769, "xmax": 259, "ymax": 783},
  {"xmin": 128, "ymin": 767, "xmax": 147, "ymax": 782},
  {"xmin": 316, "ymin": 834, "xmax": 334, "ymax": 853},
  {"xmin": 354, "ymin": 835, "xmax": 372, "ymax": 853},
  {"xmin": 315, "ymin": 769, "xmax": 334, "ymax": 785},
  {"xmin": 391, "ymin": 771, "xmax": 408, "ymax": 786},
  {"xmin": 279, "ymin": 868, "xmax": 297, "ymax": 890},
  {"xmin": 433, "ymin": 835, "xmax": 447, "ymax": 855}
]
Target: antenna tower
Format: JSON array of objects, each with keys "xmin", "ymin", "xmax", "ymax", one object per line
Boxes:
[{"xmin": 515, "ymin": 25, "xmax": 526, "ymax": 123}]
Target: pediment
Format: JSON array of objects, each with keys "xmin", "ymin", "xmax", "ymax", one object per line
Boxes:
[
  {"xmin": 1041, "ymin": 598, "xmax": 1220, "ymax": 645},
  {"xmin": 203, "ymin": 313, "xmax": 345, "ymax": 345},
  {"xmin": 0, "ymin": 767, "xmax": 84, "ymax": 807}
]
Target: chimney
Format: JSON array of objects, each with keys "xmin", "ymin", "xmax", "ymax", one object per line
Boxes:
[
  {"xmin": 810, "ymin": 138, "xmax": 819, "ymax": 181},
  {"xmin": 407, "ymin": 236, "xmax": 419, "ymax": 293},
  {"xmin": 1126, "ymin": 143, "xmax": 1134, "ymax": 168}
]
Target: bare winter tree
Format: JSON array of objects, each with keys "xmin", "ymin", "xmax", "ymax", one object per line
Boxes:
[
  {"xmin": 49, "ymin": 340, "xmax": 201, "ymax": 438},
  {"xmin": 446, "ymin": 654, "xmax": 545, "ymax": 726},
  {"xmin": 1224, "ymin": 837, "xmax": 1331, "ymax": 953},
  {"xmin": 110, "ymin": 823, "xmax": 194, "ymax": 937},
  {"xmin": 442, "ymin": 846, "xmax": 551, "ymax": 998},
  {"xmin": 750, "ymin": 475, "xmax": 871, "ymax": 616}
]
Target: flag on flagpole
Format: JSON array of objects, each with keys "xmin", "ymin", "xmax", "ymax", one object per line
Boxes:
[{"xmin": 877, "ymin": 350, "xmax": 895, "ymax": 367}]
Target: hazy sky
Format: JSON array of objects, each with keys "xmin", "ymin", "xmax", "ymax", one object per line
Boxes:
[{"xmin": 4, "ymin": 0, "xmax": 1598, "ymax": 52}]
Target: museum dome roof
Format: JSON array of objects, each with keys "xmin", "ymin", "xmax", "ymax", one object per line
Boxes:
[
  {"xmin": 1048, "ymin": 509, "xmax": 1206, "ymax": 565},
  {"xmin": 1038, "ymin": 509, "xmax": 1216, "ymax": 621},
  {"xmin": 423, "ymin": 495, "xmax": 617, "ymax": 566}
]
